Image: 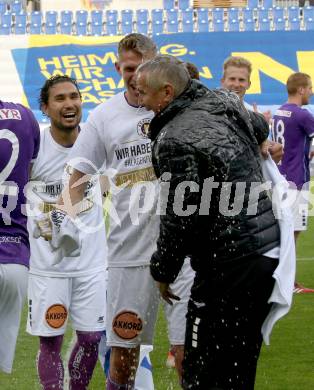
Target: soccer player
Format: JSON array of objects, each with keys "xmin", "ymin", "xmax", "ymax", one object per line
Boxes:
[
  {"xmin": 0, "ymin": 100, "xmax": 40, "ymax": 373},
  {"xmin": 271, "ymin": 72, "xmax": 314, "ymax": 293},
  {"xmin": 26, "ymin": 75, "xmax": 107, "ymax": 389}
]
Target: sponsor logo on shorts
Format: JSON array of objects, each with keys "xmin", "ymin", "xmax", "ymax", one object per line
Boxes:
[
  {"xmin": 45, "ymin": 304, "xmax": 68, "ymax": 329},
  {"xmin": 112, "ymin": 311, "xmax": 143, "ymax": 340}
]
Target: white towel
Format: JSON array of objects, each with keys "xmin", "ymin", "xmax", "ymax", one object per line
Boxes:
[{"xmin": 261, "ymin": 157, "xmax": 296, "ymax": 345}]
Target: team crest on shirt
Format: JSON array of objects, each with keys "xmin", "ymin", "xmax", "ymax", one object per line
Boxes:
[{"xmin": 137, "ymin": 118, "xmax": 151, "ymax": 139}]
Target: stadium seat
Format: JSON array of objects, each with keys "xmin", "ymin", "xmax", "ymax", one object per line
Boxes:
[
  {"xmin": 136, "ymin": 9, "xmax": 148, "ymax": 23},
  {"xmin": 163, "ymin": 0, "xmax": 175, "ymax": 10},
  {"xmin": 60, "ymin": 21, "xmax": 72, "ymax": 34},
  {"xmin": 257, "ymin": 7, "xmax": 269, "ymax": 21},
  {"xmin": 227, "ymin": 7, "xmax": 239, "ymax": 21},
  {"xmin": 14, "ymin": 21, "xmax": 26, "ymax": 34},
  {"xmin": 137, "ymin": 20, "xmax": 148, "ymax": 34},
  {"xmin": 106, "ymin": 9, "xmax": 118, "ymax": 24},
  {"xmin": 152, "ymin": 8, "xmax": 163, "ymax": 23},
  {"xmin": 106, "ymin": 21, "xmax": 117, "ymax": 35},
  {"xmin": 121, "ymin": 9, "xmax": 133, "ymax": 24},
  {"xmin": 182, "ymin": 19, "xmax": 193, "ymax": 32},
  {"xmin": 262, "ymin": 0, "xmax": 273, "ymax": 8},
  {"xmin": 152, "ymin": 20, "xmax": 163, "ymax": 34},
  {"xmin": 272, "ymin": 6, "xmax": 284, "ymax": 20},
  {"xmin": 45, "ymin": 22, "xmax": 57, "ymax": 35},
  {"xmin": 76, "ymin": 10, "xmax": 88, "ymax": 25},
  {"xmin": 181, "ymin": 8, "xmax": 194, "ymax": 23},
  {"xmin": 121, "ymin": 21, "xmax": 132, "ymax": 35},
  {"xmin": 303, "ymin": 6, "xmax": 314, "ymax": 21},
  {"xmin": 29, "ymin": 22, "xmax": 41, "ymax": 34},
  {"xmin": 91, "ymin": 21, "xmax": 102, "ymax": 35},
  {"xmin": 76, "ymin": 22, "xmax": 87, "ymax": 35},
  {"xmin": 212, "ymin": 8, "xmax": 224, "ymax": 21},
  {"xmin": 166, "ymin": 9, "xmax": 178, "ymax": 23},
  {"xmin": 288, "ymin": 17, "xmax": 300, "ymax": 31},
  {"xmin": 91, "ymin": 10, "xmax": 103, "ymax": 25},
  {"xmin": 1, "ymin": 11, "xmax": 11, "ymax": 25},
  {"xmin": 212, "ymin": 19, "xmax": 224, "ymax": 32},
  {"xmin": 243, "ymin": 18, "xmax": 255, "ymax": 31},
  {"xmin": 15, "ymin": 11, "xmax": 26, "ymax": 26},
  {"xmin": 0, "ymin": 1, "xmax": 7, "ymax": 15},
  {"xmin": 247, "ymin": 0, "xmax": 259, "ymax": 8},
  {"xmin": 45, "ymin": 10, "xmax": 58, "ymax": 25},
  {"xmin": 30, "ymin": 11, "xmax": 42, "ymax": 25},
  {"xmin": 242, "ymin": 8, "xmax": 254, "ymax": 21},
  {"xmin": 228, "ymin": 19, "xmax": 240, "ymax": 31},
  {"xmin": 287, "ymin": 6, "xmax": 300, "ymax": 21},
  {"xmin": 0, "ymin": 22, "xmax": 10, "ymax": 34},
  {"xmin": 197, "ymin": 18, "xmax": 209, "ymax": 32},
  {"xmin": 167, "ymin": 19, "xmax": 179, "ymax": 33},
  {"xmin": 305, "ymin": 17, "xmax": 314, "ymax": 30},
  {"xmin": 258, "ymin": 17, "xmax": 271, "ymax": 31},
  {"xmin": 274, "ymin": 17, "xmax": 285, "ymax": 30},
  {"xmin": 60, "ymin": 10, "xmax": 73, "ymax": 25},
  {"xmin": 197, "ymin": 8, "xmax": 209, "ymax": 21},
  {"xmin": 11, "ymin": 0, "xmax": 22, "ymax": 14},
  {"xmin": 178, "ymin": 0, "xmax": 190, "ymax": 9}
]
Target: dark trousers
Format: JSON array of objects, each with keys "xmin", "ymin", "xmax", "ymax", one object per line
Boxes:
[{"xmin": 182, "ymin": 254, "xmax": 278, "ymax": 390}]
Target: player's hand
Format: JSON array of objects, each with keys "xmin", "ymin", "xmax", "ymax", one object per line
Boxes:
[
  {"xmin": 34, "ymin": 214, "xmax": 52, "ymax": 241},
  {"xmin": 309, "ymin": 151, "xmax": 314, "ymax": 160},
  {"xmin": 259, "ymin": 140, "xmax": 269, "ymax": 159},
  {"xmin": 158, "ymin": 282, "xmax": 180, "ymax": 305},
  {"xmin": 269, "ymin": 141, "xmax": 283, "ymax": 163}
]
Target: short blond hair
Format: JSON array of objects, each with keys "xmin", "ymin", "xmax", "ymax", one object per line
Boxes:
[
  {"xmin": 118, "ymin": 33, "xmax": 157, "ymax": 59},
  {"xmin": 223, "ymin": 56, "xmax": 252, "ymax": 79},
  {"xmin": 286, "ymin": 72, "xmax": 311, "ymax": 95}
]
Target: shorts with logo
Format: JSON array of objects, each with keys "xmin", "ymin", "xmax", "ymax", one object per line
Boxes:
[
  {"xmin": 26, "ymin": 270, "xmax": 106, "ymax": 336},
  {"xmin": 290, "ymin": 189, "xmax": 309, "ymax": 231},
  {"xmin": 106, "ymin": 265, "xmax": 159, "ymax": 348},
  {"xmin": 164, "ymin": 259, "xmax": 195, "ymax": 345},
  {"xmin": 0, "ymin": 263, "xmax": 28, "ymax": 373}
]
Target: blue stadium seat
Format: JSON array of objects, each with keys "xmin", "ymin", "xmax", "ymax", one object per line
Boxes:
[
  {"xmin": 121, "ymin": 21, "xmax": 132, "ymax": 34},
  {"xmin": 178, "ymin": 0, "xmax": 190, "ymax": 9},
  {"xmin": 163, "ymin": 0, "xmax": 175, "ymax": 10},
  {"xmin": 243, "ymin": 18, "xmax": 255, "ymax": 31},
  {"xmin": 137, "ymin": 20, "xmax": 148, "ymax": 34},
  {"xmin": 197, "ymin": 18, "xmax": 209, "ymax": 32},
  {"xmin": 106, "ymin": 9, "xmax": 118, "ymax": 24},
  {"xmin": 197, "ymin": 8, "xmax": 209, "ymax": 21},
  {"xmin": 60, "ymin": 21, "xmax": 72, "ymax": 34},
  {"xmin": 242, "ymin": 8, "xmax": 254, "ymax": 21},
  {"xmin": 212, "ymin": 19, "xmax": 224, "ymax": 32},
  {"xmin": 304, "ymin": 6, "xmax": 314, "ymax": 21},
  {"xmin": 1, "ymin": 11, "xmax": 11, "ymax": 25},
  {"xmin": 106, "ymin": 20, "xmax": 117, "ymax": 35},
  {"xmin": 305, "ymin": 17, "xmax": 314, "ymax": 30},
  {"xmin": 91, "ymin": 10, "xmax": 103, "ymax": 25},
  {"xmin": 11, "ymin": 0, "xmax": 22, "ymax": 14},
  {"xmin": 29, "ymin": 22, "xmax": 41, "ymax": 34},
  {"xmin": 60, "ymin": 10, "xmax": 73, "ymax": 25},
  {"xmin": 0, "ymin": 22, "xmax": 10, "ymax": 34},
  {"xmin": 272, "ymin": 6, "xmax": 284, "ymax": 20},
  {"xmin": 262, "ymin": 0, "xmax": 273, "ymax": 8},
  {"xmin": 152, "ymin": 20, "xmax": 163, "ymax": 35},
  {"xmin": 257, "ymin": 7, "xmax": 269, "ymax": 21},
  {"xmin": 274, "ymin": 17, "xmax": 285, "ymax": 30},
  {"xmin": 76, "ymin": 10, "xmax": 88, "ymax": 25},
  {"xmin": 15, "ymin": 11, "xmax": 26, "ymax": 26},
  {"xmin": 247, "ymin": 0, "xmax": 259, "ymax": 8},
  {"xmin": 182, "ymin": 19, "xmax": 193, "ymax": 32},
  {"xmin": 167, "ymin": 19, "xmax": 179, "ymax": 33},
  {"xmin": 258, "ymin": 17, "xmax": 271, "ymax": 31},
  {"xmin": 76, "ymin": 22, "xmax": 87, "ymax": 35},
  {"xmin": 287, "ymin": 6, "xmax": 299, "ymax": 21},
  {"xmin": 121, "ymin": 9, "xmax": 133, "ymax": 24},
  {"xmin": 136, "ymin": 9, "xmax": 148, "ymax": 23},
  {"xmin": 181, "ymin": 8, "xmax": 194, "ymax": 23},
  {"xmin": 14, "ymin": 21, "xmax": 26, "ymax": 34},
  {"xmin": 91, "ymin": 21, "xmax": 102, "ymax": 35},
  {"xmin": 227, "ymin": 7, "xmax": 239, "ymax": 21},
  {"xmin": 228, "ymin": 19, "xmax": 240, "ymax": 31},
  {"xmin": 45, "ymin": 22, "xmax": 57, "ymax": 35},
  {"xmin": 212, "ymin": 7, "xmax": 224, "ymax": 21},
  {"xmin": 166, "ymin": 9, "xmax": 178, "ymax": 23},
  {"xmin": 30, "ymin": 11, "xmax": 42, "ymax": 25},
  {"xmin": 152, "ymin": 8, "xmax": 163, "ymax": 24},
  {"xmin": 45, "ymin": 10, "xmax": 58, "ymax": 25},
  {"xmin": 288, "ymin": 17, "xmax": 300, "ymax": 30},
  {"xmin": 0, "ymin": 1, "xmax": 7, "ymax": 15}
]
